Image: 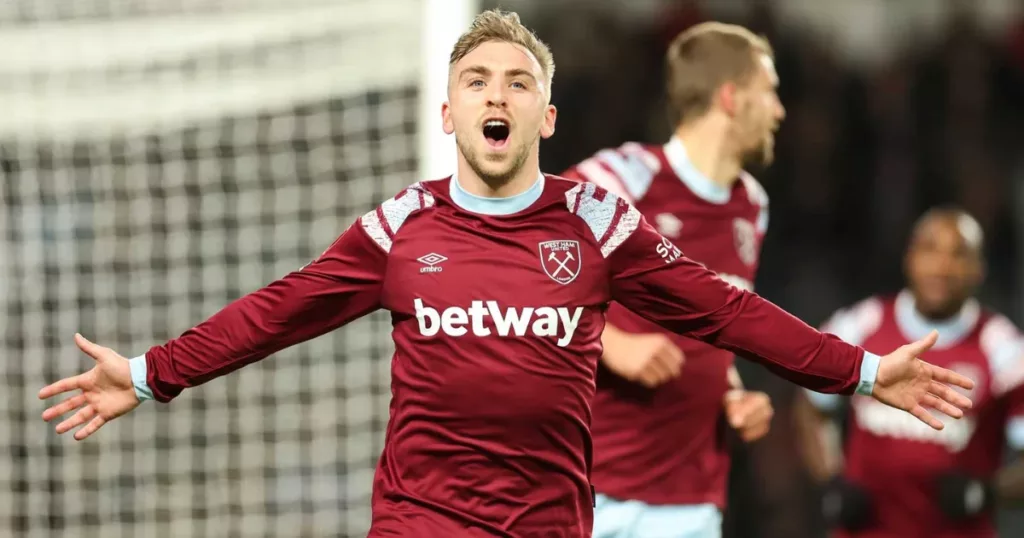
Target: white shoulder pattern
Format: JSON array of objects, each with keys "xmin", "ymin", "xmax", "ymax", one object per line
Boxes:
[
  {"xmin": 360, "ymin": 182, "xmax": 436, "ymax": 253},
  {"xmin": 821, "ymin": 297, "xmax": 885, "ymax": 346},
  {"xmin": 572, "ymin": 143, "xmax": 659, "ymax": 203},
  {"xmin": 565, "ymin": 182, "xmax": 641, "ymax": 258},
  {"xmin": 980, "ymin": 314, "xmax": 1024, "ymax": 396},
  {"xmin": 805, "ymin": 297, "xmax": 884, "ymax": 411}
]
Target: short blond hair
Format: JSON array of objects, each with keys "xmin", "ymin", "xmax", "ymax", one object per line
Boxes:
[
  {"xmin": 449, "ymin": 9, "xmax": 555, "ymax": 90},
  {"xmin": 666, "ymin": 22, "xmax": 774, "ymax": 124}
]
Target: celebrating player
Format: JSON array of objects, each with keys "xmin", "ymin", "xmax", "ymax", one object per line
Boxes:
[
  {"xmin": 561, "ymin": 22, "xmax": 784, "ymax": 537},
  {"xmin": 40, "ymin": 10, "xmax": 974, "ymax": 538},
  {"xmin": 795, "ymin": 208, "xmax": 1024, "ymax": 538}
]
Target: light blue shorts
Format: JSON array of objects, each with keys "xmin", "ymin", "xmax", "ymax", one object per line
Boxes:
[{"xmin": 592, "ymin": 493, "xmax": 722, "ymax": 538}]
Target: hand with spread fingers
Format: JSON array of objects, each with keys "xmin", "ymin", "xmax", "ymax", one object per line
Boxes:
[
  {"xmin": 39, "ymin": 334, "xmax": 139, "ymax": 441},
  {"xmin": 873, "ymin": 330, "xmax": 975, "ymax": 429}
]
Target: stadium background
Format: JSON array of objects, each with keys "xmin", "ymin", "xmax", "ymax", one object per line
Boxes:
[{"xmin": 2, "ymin": 0, "xmax": 1023, "ymax": 537}]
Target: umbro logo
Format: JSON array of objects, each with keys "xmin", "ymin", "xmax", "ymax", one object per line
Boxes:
[{"xmin": 417, "ymin": 253, "xmax": 447, "ymax": 273}]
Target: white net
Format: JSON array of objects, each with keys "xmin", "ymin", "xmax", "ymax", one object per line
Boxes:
[{"xmin": 0, "ymin": 1, "xmax": 422, "ymax": 536}]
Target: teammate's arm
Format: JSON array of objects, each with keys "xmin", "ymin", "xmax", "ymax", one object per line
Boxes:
[
  {"xmin": 727, "ymin": 365, "xmax": 743, "ymax": 390},
  {"xmin": 600, "ymin": 196, "xmax": 973, "ymax": 429},
  {"xmin": 39, "ymin": 218, "xmax": 387, "ymax": 440},
  {"xmin": 982, "ymin": 331, "xmax": 1024, "ymax": 506},
  {"xmin": 936, "ymin": 320, "xmax": 1024, "ymax": 518},
  {"xmin": 722, "ymin": 366, "xmax": 773, "ymax": 442},
  {"xmin": 791, "ymin": 302, "xmax": 875, "ymax": 482},
  {"xmin": 792, "ymin": 390, "xmax": 843, "ymax": 483},
  {"xmin": 991, "ymin": 452, "xmax": 1024, "ymax": 504},
  {"xmin": 600, "ymin": 322, "xmax": 684, "ymax": 387},
  {"xmin": 939, "ymin": 326, "xmax": 1024, "ymax": 517},
  {"xmin": 937, "ymin": 409, "xmax": 1024, "ymax": 518},
  {"xmin": 989, "ymin": 334, "xmax": 1024, "ymax": 505},
  {"xmin": 992, "ymin": 452, "xmax": 1024, "ymax": 504},
  {"xmin": 792, "ymin": 390, "xmax": 875, "ymax": 530}
]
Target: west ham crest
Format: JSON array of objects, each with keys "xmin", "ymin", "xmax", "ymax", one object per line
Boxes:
[
  {"xmin": 733, "ymin": 218, "xmax": 758, "ymax": 267},
  {"xmin": 539, "ymin": 240, "xmax": 582, "ymax": 285}
]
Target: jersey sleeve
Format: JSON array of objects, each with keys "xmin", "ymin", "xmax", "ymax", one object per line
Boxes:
[
  {"xmin": 567, "ymin": 183, "xmax": 875, "ymax": 395},
  {"xmin": 135, "ymin": 184, "xmax": 433, "ymax": 402},
  {"xmin": 979, "ymin": 315, "xmax": 1024, "ymax": 451},
  {"xmin": 803, "ymin": 298, "xmax": 885, "ymax": 412}
]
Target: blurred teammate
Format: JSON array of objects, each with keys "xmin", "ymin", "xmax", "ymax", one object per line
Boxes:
[
  {"xmin": 795, "ymin": 208, "xmax": 1024, "ymax": 538},
  {"xmin": 561, "ymin": 22, "xmax": 783, "ymax": 538},
  {"xmin": 39, "ymin": 10, "xmax": 973, "ymax": 538}
]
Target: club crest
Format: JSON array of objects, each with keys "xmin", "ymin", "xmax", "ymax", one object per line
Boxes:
[{"xmin": 539, "ymin": 240, "xmax": 582, "ymax": 285}]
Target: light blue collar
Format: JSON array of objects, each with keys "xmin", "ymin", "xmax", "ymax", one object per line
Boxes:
[
  {"xmin": 449, "ymin": 171, "xmax": 545, "ymax": 215},
  {"xmin": 662, "ymin": 136, "xmax": 732, "ymax": 205},
  {"xmin": 894, "ymin": 289, "xmax": 979, "ymax": 349}
]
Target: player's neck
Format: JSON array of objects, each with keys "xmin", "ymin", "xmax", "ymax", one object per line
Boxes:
[
  {"xmin": 454, "ymin": 154, "xmax": 542, "ymax": 199},
  {"xmin": 674, "ymin": 123, "xmax": 742, "ymax": 188},
  {"xmin": 915, "ymin": 302, "xmax": 967, "ymax": 324},
  {"xmin": 897, "ymin": 289, "xmax": 978, "ymax": 348}
]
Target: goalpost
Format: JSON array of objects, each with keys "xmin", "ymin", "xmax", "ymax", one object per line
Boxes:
[{"xmin": 0, "ymin": 1, "xmax": 476, "ymax": 536}]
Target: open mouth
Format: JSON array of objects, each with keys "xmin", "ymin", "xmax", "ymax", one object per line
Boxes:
[{"xmin": 483, "ymin": 119, "xmax": 511, "ymax": 150}]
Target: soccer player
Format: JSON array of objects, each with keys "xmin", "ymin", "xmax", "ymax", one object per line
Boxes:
[
  {"xmin": 795, "ymin": 208, "xmax": 1024, "ymax": 538},
  {"xmin": 40, "ymin": 10, "xmax": 973, "ymax": 538},
  {"xmin": 560, "ymin": 22, "xmax": 784, "ymax": 537}
]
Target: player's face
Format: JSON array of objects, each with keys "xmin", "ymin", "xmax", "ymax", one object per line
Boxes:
[
  {"xmin": 905, "ymin": 216, "xmax": 984, "ymax": 319},
  {"xmin": 733, "ymin": 54, "xmax": 784, "ymax": 169},
  {"xmin": 443, "ymin": 41, "xmax": 556, "ymax": 186}
]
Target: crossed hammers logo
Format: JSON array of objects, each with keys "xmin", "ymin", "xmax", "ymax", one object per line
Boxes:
[{"xmin": 547, "ymin": 250, "xmax": 576, "ymax": 278}]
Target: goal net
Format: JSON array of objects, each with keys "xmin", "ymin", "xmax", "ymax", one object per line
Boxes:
[{"xmin": 0, "ymin": 1, "xmax": 469, "ymax": 536}]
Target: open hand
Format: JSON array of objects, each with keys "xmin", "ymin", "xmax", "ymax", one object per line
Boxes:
[
  {"xmin": 39, "ymin": 334, "xmax": 139, "ymax": 440},
  {"xmin": 724, "ymin": 389, "xmax": 773, "ymax": 442},
  {"xmin": 873, "ymin": 330, "xmax": 975, "ymax": 430}
]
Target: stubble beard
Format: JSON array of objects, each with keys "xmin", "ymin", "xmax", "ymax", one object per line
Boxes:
[
  {"xmin": 740, "ymin": 133, "xmax": 775, "ymax": 171},
  {"xmin": 457, "ymin": 132, "xmax": 536, "ymax": 190}
]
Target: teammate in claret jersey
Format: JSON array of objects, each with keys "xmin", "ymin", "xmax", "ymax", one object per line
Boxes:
[
  {"xmin": 40, "ymin": 9, "xmax": 975, "ymax": 538},
  {"xmin": 795, "ymin": 208, "xmax": 1024, "ymax": 538},
  {"xmin": 560, "ymin": 22, "xmax": 783, "ymax": 537}
]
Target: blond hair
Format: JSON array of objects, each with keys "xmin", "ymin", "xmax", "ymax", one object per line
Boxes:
[
  {"xmin": 665, "ymin": 22, "xmax": 774, "ymax": 125},
  {"xmin": 449, "ymin": 9, "xmax": 555, "ymax": 91}
]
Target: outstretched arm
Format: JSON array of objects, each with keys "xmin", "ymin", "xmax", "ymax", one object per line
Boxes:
[
  {"xmin": 138, "ymin": 223, "xmax": 386, "ymax": 402},
  {"xmin": 40, "ymin": 219, "xmax": 387, "ymax": 440},
  {"xmin": 582, "ymin": 184, "xmax": 973, "ymax": 429},
  {"xmin": 605, "ymin": 205, "xmax": 873, "ymax": 395}
]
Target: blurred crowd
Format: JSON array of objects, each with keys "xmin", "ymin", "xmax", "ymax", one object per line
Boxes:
[{"xmin": 492, "ymin": 1, "xmax": 1024, "ymax": 536}]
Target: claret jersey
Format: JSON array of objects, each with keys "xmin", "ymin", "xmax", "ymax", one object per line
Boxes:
[
  {"xmin": 133, "ymin": 173, "xmax": 873, "ymax": 537},
  {"xmin": 563, "ymin": 136, "xmax": 769, "ymax": 507},
  {"xmin": 807, "ymin": 291, "xmax": 1024, "ymax": 538}
]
